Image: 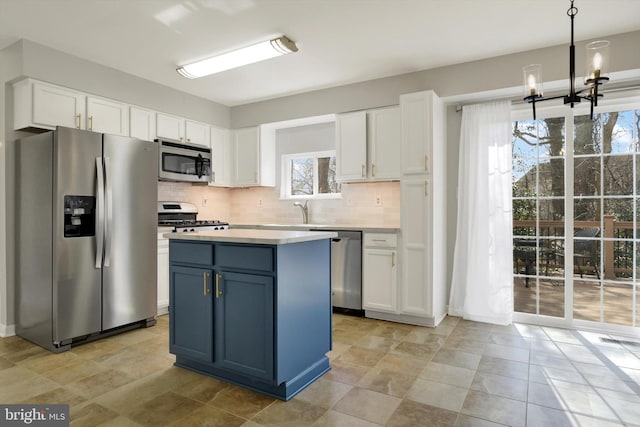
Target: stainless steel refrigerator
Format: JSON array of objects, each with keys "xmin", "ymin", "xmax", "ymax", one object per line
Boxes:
[{"xmin": 16, "ymin": 127, "xmax": 158, "ymax": 352}]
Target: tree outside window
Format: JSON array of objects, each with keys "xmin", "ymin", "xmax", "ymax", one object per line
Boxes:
[{"xmin": 283, "ymin": 151, "xmax": 340, "ymax": 199}]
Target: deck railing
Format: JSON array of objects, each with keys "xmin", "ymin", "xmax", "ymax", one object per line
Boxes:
[{"xmin": 513, "ymin": 215, "xmax": 637, "ymax": 280}]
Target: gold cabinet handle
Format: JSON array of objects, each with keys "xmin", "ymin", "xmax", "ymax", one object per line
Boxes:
[
  {"xmin": 392, "ymin": 252, "xmax": 396, "ymax": 267},
  {"xmin": 89, "ymin": 115, "xmax": 93, "ymax": 131},
  {"xmin": 203, "ymin": 272, "xmax": 210, "ymax": 296},
  {"xmin": 215, "ymin": 273, "xmax": 223, "ymax": 298},
  {"xmin": 361, "ymin": 164, "xmax": 365, "ymax": 178},
  {"xmin": 187, "ymin": 138, "xmax": 191, "ymax": 142},
  {"xmin": 372, "ymin": 164, "xmax": 376, "ymax": 177},
  {"xmin": 424, "ymin": 181, "xmax": 428, "ymax": 197},
  {"xmin": 179, "ymin": 137, "xmax": 184, "ymax": 141},
  {"xmin": 76, "ymin": 113, "xmax": 81, "ymax": 129},
  {"xmin": 424, "ymin": 155, "xmax": 428, "ymax": 172}
]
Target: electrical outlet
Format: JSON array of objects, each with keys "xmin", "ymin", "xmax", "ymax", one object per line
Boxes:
[{"xmin": 375, "ymin": 194, "xmax": 382, "ymax": 206}]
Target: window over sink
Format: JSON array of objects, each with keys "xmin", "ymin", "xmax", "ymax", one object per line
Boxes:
[{"xmin": 281, "ymin": 150, "xmax": 341, "ymax": 199}]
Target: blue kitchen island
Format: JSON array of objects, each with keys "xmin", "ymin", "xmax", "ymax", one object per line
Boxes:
[{"xmin": 166, "ymin": 228, "xmax": 336, "ymax": 400}]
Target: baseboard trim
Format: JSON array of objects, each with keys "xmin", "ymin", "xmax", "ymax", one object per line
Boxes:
[
  {"xmin": 0, "ymin": 323, "xmax": 16, "ymax": 337},
  {"xmin": 364, "ymin": 310, "xmax": 440, "ymax": 327}
]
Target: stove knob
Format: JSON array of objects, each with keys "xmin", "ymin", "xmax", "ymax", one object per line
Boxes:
[
  {"xmin": 182, "ymin": 229, "xmax": 188, "ymax": 232},
  {"xmin": 172, "ymin": 229, "xmax": 176, "ymax": 233}
]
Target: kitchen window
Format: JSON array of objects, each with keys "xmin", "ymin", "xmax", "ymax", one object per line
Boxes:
[{"xmin": 281, "ymin": 151, "xmax": 340, "ymax": 199}]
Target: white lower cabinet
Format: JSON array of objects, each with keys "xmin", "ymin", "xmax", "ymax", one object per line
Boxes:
[
  {"xmin": 157, "ymin": 234, "xmax": 169, "ymax": 315},
  {"xmin": 363, "ymin": 233, "xmax": 398, "ymax": 313}
]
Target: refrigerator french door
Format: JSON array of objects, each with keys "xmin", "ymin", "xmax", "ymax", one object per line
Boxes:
[{"xmin": 16, "ymin": 126, "xmax": 158, "ymax": 352}]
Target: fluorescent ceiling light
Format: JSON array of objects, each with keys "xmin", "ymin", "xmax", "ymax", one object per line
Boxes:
[{"xmin": 177, "ymin": 36, "xmax": 298, "ymax": 79}]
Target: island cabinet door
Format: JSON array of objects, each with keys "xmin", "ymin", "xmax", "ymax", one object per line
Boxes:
[
  {"xmin": 214, "ymin": 271, "xmax": 274, "ymax": 382},
  {"xmin": 169, "ymin": 265, "xmax": 214, "ymax": 363}
]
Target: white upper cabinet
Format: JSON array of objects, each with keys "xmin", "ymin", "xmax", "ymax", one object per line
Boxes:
[
  {"xmin": 156, "ymin": 112, "xmax": 185, "ymax": 141},
  {"xmin": 336, "ymin": 111, "xmax": 367, "ymax": 181},
  {"xmin": 156, "ymin": 113, "xmax": 210, "ymax": 147},
  {"xmin": 401, "ymin": 91, "xmax": 442, "ymax": 175},
  {"xmin": 129, "ymin": 106, "xmax": 157, "ymax": 141},
  {"xmin": 209, "ymin": 126, "xmax": 230, "ymax": 187},
  {"xmin": 86, "ymin": 96, "xmax": 129, "ymax": 136},
  {"xmin": 336, "ymin": 107, "xmax": 401, "ymax": 182},
  {"xmin": 184, "ymin": 120, "xmax": 210, "ymax": 147},
  {"xmin": 232, "ymin": 126, "xmax": 275, "ymax": 187},
  {"xmin": 368, "ymin": 106, "xmax": 401, "ymax": 180},
  {"xmin": 14, "ymin": 79, "xmax": 85, "ymax": 130}
]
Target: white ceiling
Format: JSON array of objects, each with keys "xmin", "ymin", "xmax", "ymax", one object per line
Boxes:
[{"xmin": 1, "ymin": 0, "xmax": 639, "ymax": 107}]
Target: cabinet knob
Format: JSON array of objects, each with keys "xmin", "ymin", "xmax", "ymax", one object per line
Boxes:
[
  {"xmin": 372, "ymin": 164, "xmax": 376, "ymax": 177},
  {"xmin": 392, "ymin": 252, "xmax": 396, "ymax": 267},
  {"xmin": 361, "ymin": 164, "xmax": 365, "ymax": 178}
]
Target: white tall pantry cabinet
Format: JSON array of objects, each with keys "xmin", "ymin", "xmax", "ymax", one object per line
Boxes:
[{"xmin": 400, "ymin": 90, "xmax": 447, "ymax": 326}]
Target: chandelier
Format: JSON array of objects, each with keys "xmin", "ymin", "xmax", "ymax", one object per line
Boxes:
[{"xmin": 523, "ymin": 0, "xmax": 610, "ymax": 119}]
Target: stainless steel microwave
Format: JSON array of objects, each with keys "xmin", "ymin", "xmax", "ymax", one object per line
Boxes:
[{"xmin": 157, "ymin": 138, "xmax": 211, "ymax": 183}]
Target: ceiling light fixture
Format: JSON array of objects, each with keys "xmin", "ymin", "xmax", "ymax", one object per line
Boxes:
[
  {"xmin": 176, "ymin": 36, "xmax": 298, "ymax": 79},
  {"xmin": 522, "ymin": 0, "xmax": 609, "ymax": 119}
]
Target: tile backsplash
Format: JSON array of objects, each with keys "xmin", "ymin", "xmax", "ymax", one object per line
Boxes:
[{"xmin": 159, "ymin": 181, "xmax": 400, "ymax": 226}]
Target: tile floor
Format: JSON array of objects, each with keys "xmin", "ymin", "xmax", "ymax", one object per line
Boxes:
[{"xmin": 1, "ymin": 314, "xmax": 640, "ymax": 426}]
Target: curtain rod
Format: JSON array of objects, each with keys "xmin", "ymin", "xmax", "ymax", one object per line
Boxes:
[{"xmin": 454, "ymin": 83, "xmax": 640, "ymax": 113}]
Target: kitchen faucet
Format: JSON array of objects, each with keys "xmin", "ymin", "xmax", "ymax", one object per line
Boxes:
[{"xmin": 293, "ymin": 200, "xmax": 309, "ymax": 224}]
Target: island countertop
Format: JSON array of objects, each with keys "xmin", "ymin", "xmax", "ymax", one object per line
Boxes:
[{"xmin": 164, "ymin": 228, "xmax": 338, "ymax": 245}]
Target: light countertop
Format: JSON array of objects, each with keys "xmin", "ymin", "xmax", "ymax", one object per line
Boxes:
[
  {"xmin": 165, "ymin": 228, "xmax": 338, "ymax": 245},
  {"xmin": 230, "ymin": 223, "xmax": 400, "ymax": 233}
]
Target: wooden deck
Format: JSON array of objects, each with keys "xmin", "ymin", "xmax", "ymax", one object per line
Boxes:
[{"xmin": 514, "ymin": 275, "xmax": 638, "ymax": 326}]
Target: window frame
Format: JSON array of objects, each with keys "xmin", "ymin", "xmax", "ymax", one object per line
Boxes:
[{"xmin": 280, "ymin": 150, "xmax": 341, "ymax": 200}]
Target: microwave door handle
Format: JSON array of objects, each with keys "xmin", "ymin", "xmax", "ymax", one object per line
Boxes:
[
  {"xmin": 196, "ymin": 154, "xmax": 203, "ymax": 178},
  {"xmin": 95, "ymin": 157, "xmax": 105, "ymax": 268},
  {"xmin": 104, "ymin": 157, "xmax": 113, "ymax": 267}
]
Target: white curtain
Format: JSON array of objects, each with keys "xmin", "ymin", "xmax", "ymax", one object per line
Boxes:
[{"xmin": 449, "ymin": 100, "xmax": 513, "ymax": 325}]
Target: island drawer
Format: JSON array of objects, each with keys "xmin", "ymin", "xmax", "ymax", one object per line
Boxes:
[
  {"xmin": 170, "ymin": 241, "xmax": 214, "ymax": 265},
  {"xmin": 216, "ymin": 244, "xmax": 274, "ymax": 272}
]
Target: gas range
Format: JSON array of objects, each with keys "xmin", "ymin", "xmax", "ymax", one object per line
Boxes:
[
  {"xmin": 161, "ymin": 220, "xmax": 229, "ymax": 233},
  {"xmin": 158, "ymin": 202, "xmax": 229, "ymax": 233}
]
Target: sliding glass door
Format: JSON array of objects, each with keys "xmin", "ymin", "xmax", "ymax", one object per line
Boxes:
[{"xmin": 512, "ymin": 99, "xmax": 640, "ymax": 331}]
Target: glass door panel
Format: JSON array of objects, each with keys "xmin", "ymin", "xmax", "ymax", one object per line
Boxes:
[
  {"xmin": 572, "ymin": 110, "xmax": 639, "ymax": 327},
  {"xmin": 513, "ymin": 117, "xmax": 566, "ymax": 318}
]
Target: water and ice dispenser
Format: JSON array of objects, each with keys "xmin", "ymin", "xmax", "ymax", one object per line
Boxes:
[{"xmin": 63, "ymin": 196, "xmax": 96, "ymax": 237}]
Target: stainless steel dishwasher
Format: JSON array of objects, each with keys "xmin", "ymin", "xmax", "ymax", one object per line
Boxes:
[{"xmin": 317, "ymin": 230, "xmax": 362, "ymax": 312}]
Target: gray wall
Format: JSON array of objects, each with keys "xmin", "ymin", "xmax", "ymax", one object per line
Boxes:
[
  {"xmin": 17, "ymin": 40, "xmax": 230, "ymax": 127},
  {"xmin": 231, "ymin": 30, "xmax": 640, "ymax": 128}
]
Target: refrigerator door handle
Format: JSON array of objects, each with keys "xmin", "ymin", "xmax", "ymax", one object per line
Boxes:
[
  {"xmin": 95, "ymin": 157, "xmax": 105, "ymax": 268},
  {"xmin": 104, "ymin": 157, "xmax": 113, "ymax": 267}
]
